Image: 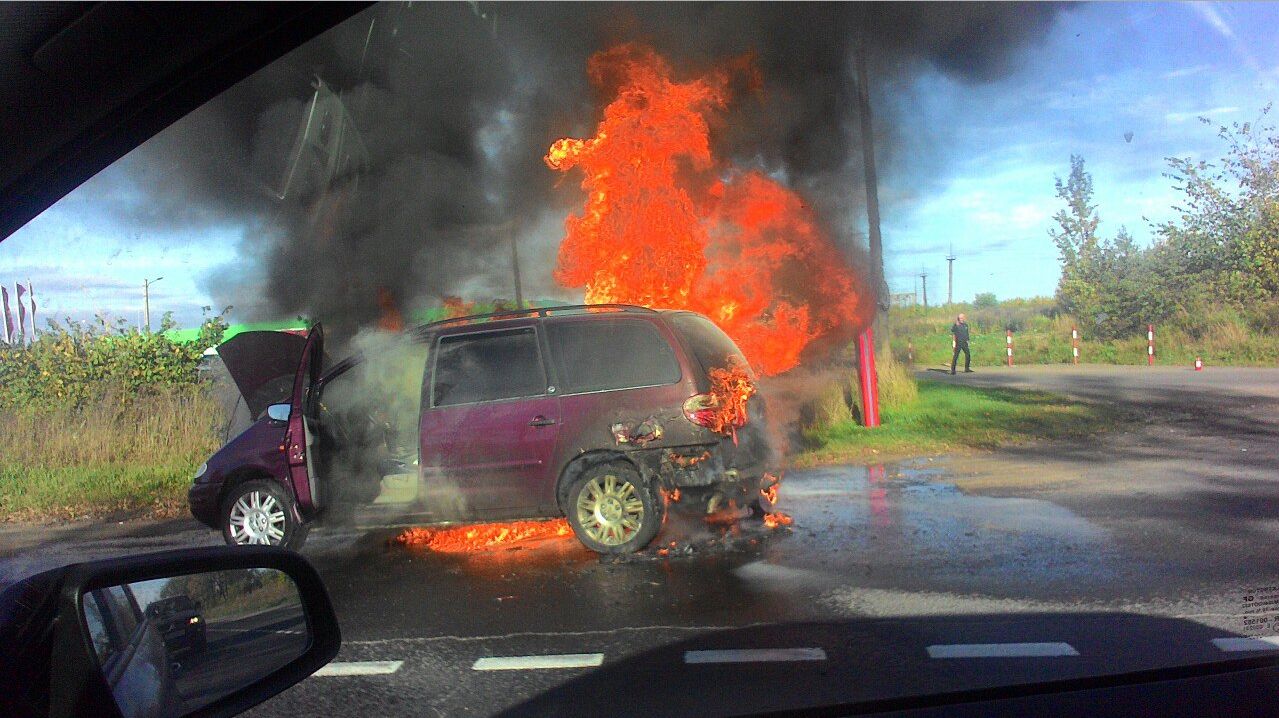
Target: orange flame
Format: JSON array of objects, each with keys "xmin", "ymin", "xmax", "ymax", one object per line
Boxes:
[
  {"xmin": 546, "ymin": 43, "xmax": 870, "ymax": 375},
  {"xmin": 761, "ymin": 482, "xmax": 779, "ymax": 506},
  {"xmin": 441, "ymin": 296, "xmax": 478, "ymax": 319},
  {"xmin": 763, "ymin": 512, "xmax": 793, "ymax": 529},
  {"xmin": 395, "ymin": 519, "xmax": 571, "ymax": 552},
  {"xmin": 376, "ymin": 287, "xmax": 404, "ymax": 332},
  {"xmin": 686, "ymin": 360, "xmax": 756, "ymax": 443}
]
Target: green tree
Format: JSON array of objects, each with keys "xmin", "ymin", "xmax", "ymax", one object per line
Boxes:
[
  {"xmin": 1156, "ymin": 106, "xmax": 1279, "ymax": 305},
  {"xmin": 1049, "ymin": 155, "xmax": 1103, "ymax": 324}
]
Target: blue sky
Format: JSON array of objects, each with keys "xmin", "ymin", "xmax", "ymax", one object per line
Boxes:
[
  {"xmin": 879, "ymin": 2, "xmax": 1279, "ymax": 303},
  {"xmin": 2, "ymin": 2, "xmax": 1278, "ymax": 328}
]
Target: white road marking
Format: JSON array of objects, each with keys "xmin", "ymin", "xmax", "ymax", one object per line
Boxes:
[
  {"xmin": 472, "ymin": 653, "xmax": 605, "ymax": 670},
  {"xmin": 927, "ymin": 642, "xmax": 1079, "ymax": 658},
  {"xmin": 684, "ymin": 648, "xmax": 827, "ymax": 664},
  {"xmin": 1213, "ymin": 636, "xmax": 1279, "ymax": 652},
  {"xmin": 313, "ymin": 661, "xmax": 404, "ymax": 677}
]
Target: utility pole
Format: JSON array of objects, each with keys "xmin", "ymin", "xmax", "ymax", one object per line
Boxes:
[
  {"xmin": 143, "ymin": 276, "xmax": 163, "ymax": 333},
  {"xmin": 509, "ymin": 223, "xmax": 524, "ymax": 309},
  {"xmin": 854, "ymin": 44, "xmax": 886, "ymax": 312},
  {"xmin": 920, "ymin": 270, "xmax": 929, "ymax": 309},
  {"xmin": 946, "ymin": 245, "xmax": 956, "ymax": 305}
]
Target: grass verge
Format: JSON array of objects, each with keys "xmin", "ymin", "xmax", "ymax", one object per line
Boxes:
[
  {"xmin": 0, "ymin": 465, "xmax": 195, "ymax": 521},
  {"xmin": 793, "ymin": 379, "xmax": 1124, "ymax": 468},
  {"xmin": 0, "ymin": 387, "xmax": 220, "ymax": 521}
]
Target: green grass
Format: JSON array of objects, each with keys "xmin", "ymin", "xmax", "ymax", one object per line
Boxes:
[
  {"xmin": 0, "ymin": 464, "xmax": 196, "ymax": 521},
  {"xmin": 888, "ymin": 299, "xmax": 1279, "ymax": 367},
  {"xmin": 794, "ymin": 380, "xmax": 1124, "ymax": 467},
  {"xmin": 0, "ymin": 387, "xmax": 219, "ymax": 521}
]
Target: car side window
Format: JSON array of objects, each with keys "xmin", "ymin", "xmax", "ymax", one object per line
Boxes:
[
  {"xmin": 547, "ymin": 319, "xmax": 681, "ymax": 394},
  {"xmin": 432, "ymin": 328, "xmax": 546, "ymax": 406}
]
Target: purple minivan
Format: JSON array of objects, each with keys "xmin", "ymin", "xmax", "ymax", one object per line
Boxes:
[{"xmin": 188, "ymin": 304, "xmax": 778, "ymax": 554}]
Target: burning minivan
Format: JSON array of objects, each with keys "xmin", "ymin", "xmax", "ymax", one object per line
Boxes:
[{"xmin": 188, "ymin": 304, "xmax": 779, "ymax": 554}]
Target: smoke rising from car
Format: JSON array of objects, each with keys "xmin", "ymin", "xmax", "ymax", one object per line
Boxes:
[{"xmin": 103, "ymin": 3, "xmax": 1064, "ymax": 341}]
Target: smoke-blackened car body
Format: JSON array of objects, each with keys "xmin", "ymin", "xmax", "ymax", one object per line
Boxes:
[{"xmin": 188, "ymin": 305, "xmax": 779, "ymax": 553}]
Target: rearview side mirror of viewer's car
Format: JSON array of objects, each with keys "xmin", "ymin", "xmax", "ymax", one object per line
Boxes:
[
  {"xmin": 266, "ymin": 404, "xmax": 292, "ymax": 423},
  {"xmin": 0, "ymin": 547, "xmax": 341, "ymax": 718}
]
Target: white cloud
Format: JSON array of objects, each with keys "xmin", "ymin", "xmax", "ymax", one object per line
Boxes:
[
  {"xmin": 1164, "ymin": 106, "xmax": 1240, "ymax": 123},
  {"xmin": 1163, "ymin": 64, "xmax": 1212, "ymax": 79}
]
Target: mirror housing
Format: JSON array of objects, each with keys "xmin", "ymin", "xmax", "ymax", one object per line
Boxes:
[
  {"xmin": 266, "ymin": 404, "xmax": 291, "ymax": 423},
  {"xmin": 47, "ymin": 547, "xmax": 340, "ymax": 718}
]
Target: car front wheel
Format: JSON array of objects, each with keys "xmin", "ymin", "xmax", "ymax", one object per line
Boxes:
[
  {"xmin": 566, "ymin": 462, "xmax": 662, "ymax": 554},
  {"xmin": 220, "ymin": 480, "xmax": 309, "ymax": 549}
]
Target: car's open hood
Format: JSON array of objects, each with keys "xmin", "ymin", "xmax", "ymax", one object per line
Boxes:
[{"xmin": 216, "ymin": 331, "xmax": 310, "ymax": 419}]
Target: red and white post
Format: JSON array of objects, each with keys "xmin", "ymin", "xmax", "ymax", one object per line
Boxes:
[
  {"xmin": 1147, "ymin": 324, "xmax": 1154, "ymax": 366},
  {"xmin": 1071, "ymin": 326, "xmax": 1079, "ymax": 365},
  {"xmin": 907, "ymin": 341, "xmax": 914, "ymax": 365},
  {"xmin": 1006, "ymin": 329, "xmax": 1014, "ymax": 367},
  {"xmin": 856, "ymin": 328, "xmax": 880, "ymax": 428}
]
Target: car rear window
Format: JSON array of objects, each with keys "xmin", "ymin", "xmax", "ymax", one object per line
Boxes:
[
  {"xmin": 664, "ymin": 312, "xmax": 749, "ymax": 375},
  {"xmin": 547, "ymin": 318, "xmax": 681, "ymax": 394},
  {"xmin": 432, "ymin": 328, "xmax": 546, "ymax": 406}
]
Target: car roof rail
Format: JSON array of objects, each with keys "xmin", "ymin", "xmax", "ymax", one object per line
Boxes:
[{"xmin": 410, "ymin": 303, "xmax": 657, "ymax": 335}]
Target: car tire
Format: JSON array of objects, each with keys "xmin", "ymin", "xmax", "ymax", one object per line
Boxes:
[
  {"xmin": 748, "ymin": 474, "xmax": 780, "ymax": 518},
  {"xmin": 566, "ymin": 462, "xmax": 663, "ymax": 554},
  {"xmin": 220, "ymin": 480, "xmax": 309, "ymax": 550}
]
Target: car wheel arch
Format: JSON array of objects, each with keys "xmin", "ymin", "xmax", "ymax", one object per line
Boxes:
[
  {"xmin": 555, "ymin": 450, "xmax": 649, "ymax": 513},
  {"xmin": 218, "ymin": 467, "xmax": 295, "ymax": 517}
]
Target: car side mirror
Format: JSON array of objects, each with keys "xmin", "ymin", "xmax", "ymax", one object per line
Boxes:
[
  {"xmin": 266, "ymin": 404, "xmax": 291, "ymax": 423},
  {"xmin": 46, "ymin": 547, "xmax": 340, "ymax": 718}
]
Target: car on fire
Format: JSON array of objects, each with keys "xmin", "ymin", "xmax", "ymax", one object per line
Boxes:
[{"xmin": 188, "ymin": 304, "xmax": 780, "ymax": 553}]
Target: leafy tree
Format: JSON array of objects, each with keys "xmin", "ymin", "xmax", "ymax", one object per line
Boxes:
[
  {"xmin": 1157, "ymin": 105, "xmax": 1279, "ymax": 305},
  {"xmin": 1049, "ymin": 155, "xmax": 1104, "ymax": 325},
  {"xmin": 972, "ymin": 292, "xmax": 998, "ymax": 309}
]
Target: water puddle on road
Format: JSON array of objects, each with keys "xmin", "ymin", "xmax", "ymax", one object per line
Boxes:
[{"xmin": 741, "ymin": 458, "xmax": 1123, "ymax": 600}]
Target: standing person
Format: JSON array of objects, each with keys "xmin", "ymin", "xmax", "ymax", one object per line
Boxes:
[{"xmin": 950, "ymin": 313, "xmax": 972, "ymax": 375}]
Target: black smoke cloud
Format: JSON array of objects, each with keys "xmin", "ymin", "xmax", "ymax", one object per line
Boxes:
[{"xmin": 112, "ymin": 2, "xmax": 1065, "ymax": 339}]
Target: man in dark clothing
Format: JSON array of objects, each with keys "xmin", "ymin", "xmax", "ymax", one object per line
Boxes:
[{"xmin": 951, "ymin": 313, "xmax": 972, "ymax": 375}]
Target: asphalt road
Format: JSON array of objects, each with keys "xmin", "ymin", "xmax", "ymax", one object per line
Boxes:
[{"xmin": 4, "ymin": 365, "xmax": 1279, "ymax": 715}]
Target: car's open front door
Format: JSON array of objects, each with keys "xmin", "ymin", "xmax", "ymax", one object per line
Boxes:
[{"xmin": 285, "ymin": 325, "xmax": 323, "ymax": 515}]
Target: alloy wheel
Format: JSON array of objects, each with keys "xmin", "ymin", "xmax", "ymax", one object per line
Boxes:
[
  {"xmin": 228, "ymin": 490, "xmax": 287, "ymax": 545},
  {"xmin": 575, "ymin": 472, "xmax": 645, "ymax": 546}
]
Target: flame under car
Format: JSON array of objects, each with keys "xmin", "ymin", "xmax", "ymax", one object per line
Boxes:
[{"xmin": 188, "ymin": 304, "xmax": 779, "ymax": 554}]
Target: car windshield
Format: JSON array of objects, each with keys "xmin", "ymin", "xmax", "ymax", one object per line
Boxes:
[{"xmin": 4, "ymin": 2, "xmax": 1279, "ymax": 715}]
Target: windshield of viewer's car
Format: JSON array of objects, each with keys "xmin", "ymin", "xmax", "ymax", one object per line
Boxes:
[{"xmin": 4, "ymin": 3, "xmax": 1279, "ymax": 715}]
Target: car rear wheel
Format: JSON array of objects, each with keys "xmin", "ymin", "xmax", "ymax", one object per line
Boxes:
[
  {"xmin": 567, "ymin": 462, "xmax": 662, "ymax": 554},
  {"xmin": 220, "ymin": 480, "xmax": 309, "ymax": 549}
]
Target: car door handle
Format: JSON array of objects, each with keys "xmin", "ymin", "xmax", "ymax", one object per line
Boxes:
[{"xmin": 528, "ymin": 416, "xmax": 557, "ymax": 427}]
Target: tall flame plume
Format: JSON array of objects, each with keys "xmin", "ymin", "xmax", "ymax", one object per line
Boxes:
[{"xmin": 546, "ymin": 43, "xmax": 872, "ymax": 375}]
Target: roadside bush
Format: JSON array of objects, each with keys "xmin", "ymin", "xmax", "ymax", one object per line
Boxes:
[
  {"xmin": 0, "ymin": 309, "xmax": 227, "ymax": 410},
  {"xmin": 800, "ymin": 378, "xmax": 853, "ymax": 434},
  {"xmin": 874, "ymin": 350, "xmax": 918, "ymax": 410}
]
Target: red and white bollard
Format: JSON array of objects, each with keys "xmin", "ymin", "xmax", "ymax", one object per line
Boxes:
[
  {"xmin": 1147, "ymin": 324, "xmax": 1155, "ymax": 366},
  {"xmin": 1194, "ymin": 356, "xmax": 1204, "ymax": 371},
  {"xmin": 907, "ymin": 341, "xmax": 914, "ymax": 364},
  {"xmin": 1071, "ymin": 326, "xmax": 1079, "ymax": 365},
  {"xmin": 1006, "ymin": 329, "xmax": 1014, "ymax": 367},
  {"xmin": 856, "ymin": 328, "xmax": 880, "ymax": 428}
]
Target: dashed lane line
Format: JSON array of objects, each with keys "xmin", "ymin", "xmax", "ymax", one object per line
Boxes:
[
  {"xmin": 684, "ymin": 648, "xmax": 827, "ymax": 664},
  {"xmin": 472, "ymin": 653, "xmax": 606, "ymax": 671},
  {"xmin": 1212, "ymin": 636, "xmax": 1279, "ymax": 652},
  {"xmin": 927, "ymin": 642, "xmax": 1079, "ymax": 658},
  {"xmin": 314, "ymin": 661, "xmax": 404, "ymax": 677}
]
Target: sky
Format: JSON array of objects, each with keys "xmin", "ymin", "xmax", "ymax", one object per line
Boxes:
[
  {"xmin": 879, "ymin": 2, "xmax": 1279, "ymax": 304},
  {"xmin": 2, "ymin": 2, "xmax": 1278, "ymax": 329}
]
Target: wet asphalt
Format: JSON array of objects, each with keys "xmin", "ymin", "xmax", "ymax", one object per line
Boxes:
[{"xmin": 4, "ymin": 366, "xmax": 1279, "ymax": 715}]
